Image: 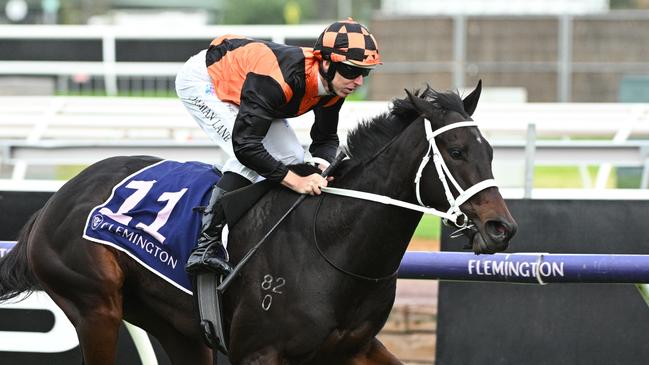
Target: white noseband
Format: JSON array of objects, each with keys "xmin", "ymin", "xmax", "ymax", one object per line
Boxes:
[{"xmin": 415, "ymin": 119, "xmax": 498, "ymax": 227}]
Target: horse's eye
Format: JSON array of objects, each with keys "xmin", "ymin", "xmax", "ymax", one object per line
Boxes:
[{"xmin": 448, "ymin": 148, "xmax": 464, "ymax": 160}]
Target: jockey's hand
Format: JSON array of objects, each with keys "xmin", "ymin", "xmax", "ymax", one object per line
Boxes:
[
  {"xmin": 282, "ymin": 170, "xmax": 328, "ymax": 195},
  {"xmin": 316, "ymin": 162, "xmax": 335, "ymax": 182}
]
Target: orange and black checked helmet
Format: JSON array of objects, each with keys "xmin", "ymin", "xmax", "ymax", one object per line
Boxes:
[{"xmin": 313, "ymin": 18, "xmax": 381, "ymax": 68}]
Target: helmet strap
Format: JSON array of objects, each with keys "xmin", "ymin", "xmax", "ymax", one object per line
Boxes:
[{"xmin": 319, "ymin": 60, "xmax": 337, "ymax": 95}]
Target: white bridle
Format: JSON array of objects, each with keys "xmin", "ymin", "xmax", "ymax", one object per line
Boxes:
[{"xmin": 322, "ymin": 118, "xmax": 498, "ymax": 227}]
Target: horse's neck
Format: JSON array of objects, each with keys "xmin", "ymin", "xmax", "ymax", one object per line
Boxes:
[
  {"xmin": 345, "ymin": 120, "xmax": 427, "ymax": 199},
  {"xmin": 321, "ymin": 122, "xmax": 428, "ymax": 277}
]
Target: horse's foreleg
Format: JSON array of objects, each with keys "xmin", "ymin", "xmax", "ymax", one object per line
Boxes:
[{"xmin": 345, "ymin": 338, "xmax": 403, "ymax": 365}]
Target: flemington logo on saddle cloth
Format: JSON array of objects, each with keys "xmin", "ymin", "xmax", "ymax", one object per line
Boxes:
[{"xmin": 83, "ymin": 160, "xmax": 220, "ymax": 294}]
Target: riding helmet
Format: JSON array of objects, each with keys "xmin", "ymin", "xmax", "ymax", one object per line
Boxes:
[{"xmin": 313, "ymin": 17, "xmax": 382, "ymax": 68}]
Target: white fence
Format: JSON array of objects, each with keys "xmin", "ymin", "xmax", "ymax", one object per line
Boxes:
[
  {"xmin": 0, "ymin": 24, "xmax": 326, "ymax": 96},
  {"xmin": 2, "ymin": 96, "xmax": 649, "ymax": 190}
]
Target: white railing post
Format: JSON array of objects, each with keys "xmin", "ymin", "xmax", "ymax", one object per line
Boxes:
[
  {"xmin": 523, "ymin": 123, "xmax": 536, "ymax": 198},
  {"xmin": 102, "ymin": 29, "xmax": 118, "ymax": 96}
]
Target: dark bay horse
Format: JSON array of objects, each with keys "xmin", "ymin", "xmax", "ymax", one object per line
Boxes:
[{"xmin": 0, "ymin": 81, "xmax": 516, "ymax": 364}]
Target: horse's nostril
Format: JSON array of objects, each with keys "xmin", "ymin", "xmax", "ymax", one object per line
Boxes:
[{"xmin": 486, "ymin": 220, "xmax": 509, "ymax": 241}]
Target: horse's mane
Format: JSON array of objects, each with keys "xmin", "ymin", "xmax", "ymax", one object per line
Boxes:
[{"xmin": 344, "ymin": 85, "xmax": 468, "ymax": 162}]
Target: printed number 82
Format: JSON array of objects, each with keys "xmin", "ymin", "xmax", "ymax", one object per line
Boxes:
[{"xmin": 261, "ymin": 274, "xmax": 285, "ymax": 311}]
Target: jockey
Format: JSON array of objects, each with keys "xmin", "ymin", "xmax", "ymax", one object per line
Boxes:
[{"xmin": 176, "ymin": 18, "xmax": 381, "ymax": 277}]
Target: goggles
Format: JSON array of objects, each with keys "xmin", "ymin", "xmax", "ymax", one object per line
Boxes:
[{"xmin": 336, "ymin": 63, "xmax": 372, "ymax": 79}]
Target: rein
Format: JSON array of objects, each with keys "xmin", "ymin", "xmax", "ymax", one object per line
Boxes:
[
  {"xmin": 312, "ymin": 194, "xmax": 399, "ymax": 283},
  {"xmin": 322, "ymin": 118, "xmax": 498, "ymax": 228},
  {"xmin": 311, "ymin": 118, "xmax": 497, "ymax": 282}
]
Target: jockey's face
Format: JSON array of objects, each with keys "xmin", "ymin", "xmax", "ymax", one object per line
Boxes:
[{"xmin": 322, "ymin": 61, "xmax": 366, "ymax": 98}]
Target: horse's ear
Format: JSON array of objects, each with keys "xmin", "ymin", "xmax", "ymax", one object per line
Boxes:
[
  {"xmin": 462, "ymin": 79, "xmax": 482, "ymax": 116},
  {"xmin": 405, "ymin": 88, "xmax": 430, "ymax": 115}
]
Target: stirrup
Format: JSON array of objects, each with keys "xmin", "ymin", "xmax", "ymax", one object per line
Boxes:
[
  {"xmin": 186, "ymin": 253, "xmax": 232, "ymax": 276},
  {"xmin": 202, "ymin": 257, "xmax": 234, "ymax": 277}
]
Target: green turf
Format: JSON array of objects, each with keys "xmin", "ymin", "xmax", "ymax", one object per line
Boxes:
[
  {"xmin": 55, "ymin": 165, "xmax": 88, "ymax": 180},
  {"xmin": 413, "ymin": 214, "xmax": 441, "ymax": 240},
  {"xmin": 533, "ymin": 165, "xmax": 616, "ymax": 188}
]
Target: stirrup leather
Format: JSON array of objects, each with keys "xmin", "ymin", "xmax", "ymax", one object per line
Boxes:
[{"xmin": 196, "ymin": 273, "xmax": 229, "ymax": 354}]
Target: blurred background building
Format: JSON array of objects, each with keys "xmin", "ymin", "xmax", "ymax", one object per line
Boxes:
[{"xmin": 1, "ymin": 0, "xmax": 649, "ymax": 102}]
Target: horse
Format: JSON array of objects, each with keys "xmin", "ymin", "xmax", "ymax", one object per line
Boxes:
[{"xmin": 0, "ymin": 80, "xmax": 516, "ymax": 364}]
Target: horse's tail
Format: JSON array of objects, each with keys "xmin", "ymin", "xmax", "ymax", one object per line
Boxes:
[{"xmin": 0, "ymin": 210, "xmax": 41, "ymax": 302}]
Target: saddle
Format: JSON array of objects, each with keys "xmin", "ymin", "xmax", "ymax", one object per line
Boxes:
[{"xmin": 221, "ymin": 179, "xmax": 275, "ymax": 227}]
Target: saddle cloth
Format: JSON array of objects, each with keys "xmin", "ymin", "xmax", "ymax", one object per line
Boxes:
[{"xmin": 83, "ymin": 160, "xmax": 220, "ymax": 294}]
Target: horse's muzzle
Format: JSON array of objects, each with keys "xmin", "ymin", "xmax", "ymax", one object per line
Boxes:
[{"xmin": 466, "ymin": 218, "xmax": 517, "ymax": 254}]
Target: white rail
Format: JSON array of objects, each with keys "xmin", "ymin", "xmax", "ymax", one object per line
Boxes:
[
  {"xmin": 2, "ymin": 97, "xmax": 649, "ymax": 141},
  {"xmin": 0, "ymin": 25, "xmax": 326, "ymax": 96},
  {"xmin": 2, "ymin": 97, "xmax": 649, "ymax": 188},
  {"xmin": 0, "ymin": 24, "xmax": 326, "ymax": 40}
]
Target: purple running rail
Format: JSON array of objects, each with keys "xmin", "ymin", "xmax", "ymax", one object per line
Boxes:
[
  {"xmin": 399, "ymin": 251, "xmax": 649, "ymax": 284},
  {"xmin": 4, "ymin": 241, "xmax": 649, "ymax": 284}
]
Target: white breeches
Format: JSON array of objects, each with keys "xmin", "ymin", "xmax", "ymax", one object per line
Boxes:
[{"xmin": 175, "ymin": 50, "xmax": 305, "ymax": 182}]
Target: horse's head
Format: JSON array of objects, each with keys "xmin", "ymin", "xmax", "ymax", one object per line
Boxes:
[{"xmin": 405, "ymin": 80, "xmax": 517, "ymax": 254}]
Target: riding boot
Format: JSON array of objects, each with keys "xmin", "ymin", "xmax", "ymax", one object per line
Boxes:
[{"xmin": 185, "ymin": 185, "xmax": 233, "ymax": 277}]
